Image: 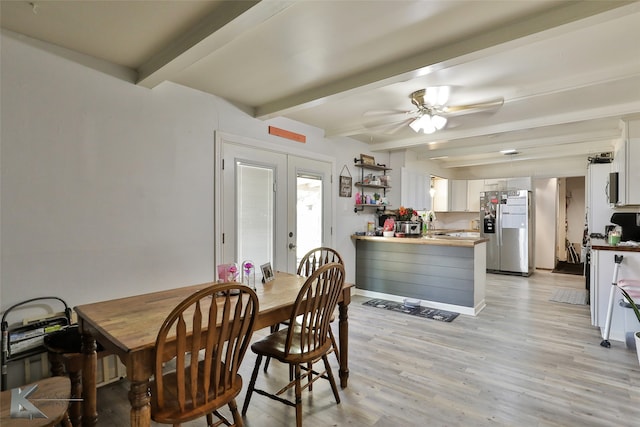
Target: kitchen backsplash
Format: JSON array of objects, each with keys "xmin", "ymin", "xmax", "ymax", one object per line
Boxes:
[{"xmin": 418, "ymin": 211, "xmax": 479, "ymax": 230}]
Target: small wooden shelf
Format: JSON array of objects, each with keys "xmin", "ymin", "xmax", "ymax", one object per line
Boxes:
[
  {"xmin": 353, "ymin": 158, "xmax": 391, "ymax": 213},
  {"xmin": 354, "ymin": 204, "xmax": 390, "ymax": 213},
  {"xmin": 355, "ymin": 183, "xmax": 391, "ymax": 189},
  {"xmin": 354, "ymin": 163, "xmax": 391, "ymax": 172}
]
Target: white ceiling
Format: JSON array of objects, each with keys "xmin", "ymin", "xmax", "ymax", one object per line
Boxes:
[{"xmin": 2, "ymin": 0, "xmax": 639, "ymax": 170}]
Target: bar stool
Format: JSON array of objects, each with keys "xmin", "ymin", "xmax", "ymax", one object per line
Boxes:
[
  {"xmin": 44, "ymin": 326, "xmax": 105, "ymax": 427},
  {"xmin": 0, "ymin": 376, "xmax": 71, "ymax": 427},
  {"xmin": 601, "ymin": 253, "xmax": 640, "ymax": 348}
]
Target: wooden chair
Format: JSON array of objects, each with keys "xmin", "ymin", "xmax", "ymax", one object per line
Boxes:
[
  {"xmin": 296, "ymin": 247, "xmax": 344, "ymax": 277},
  {"xmin": 44, "ymin": 325, "xmax": 107, "ymax": 427},
  {"xmin": 241, "ymin": 262, "xmax": 345, "ymax": 427},
  {"xmin": 0, "ymin": 376, "xmax": 71, "ymax": 427},
  {"xmin": 263, "ymin": 247, "xmax": 343, "ymax": 374},
  {"xmin": 150, "ymin": 283, "xmax": 258, "ymax": 427}
]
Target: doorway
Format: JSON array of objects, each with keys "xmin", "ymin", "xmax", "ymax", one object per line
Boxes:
[
  {"xmin": 553, "ymin": 176, "xmax": 585, "ymax": 275},
  {"xmin": 215, "ymin": 138, "xmax": 332, "ymax": 275}
]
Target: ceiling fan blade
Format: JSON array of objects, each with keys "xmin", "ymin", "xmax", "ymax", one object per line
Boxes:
[
  {"xmin": 442, "ymin": 97, "xmax": 504, "ymax": 116},
  {"xmin": 362, "ymin": 109, "xmax": 417, "ymax": 128},
  {"xmin": 382, "ymin": 118, "xmax": 415, "ymax": 135}
]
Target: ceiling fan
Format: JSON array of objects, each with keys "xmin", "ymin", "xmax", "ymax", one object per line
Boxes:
[{"xmin": 364, "ymin": 86, "xmax": 504, "ymax": 134}]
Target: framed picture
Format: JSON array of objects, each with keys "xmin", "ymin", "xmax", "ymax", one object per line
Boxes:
[
  {"xmin": 360, "ymin": 154, "xmax": 375, "ymax": 166},
  {"xmin": 260, "ymin": 262, "xmax": 274, "ymax": 283},
  {"xmin": 339, "ymin": 175, "xmax": 352, "ymax": 197}
]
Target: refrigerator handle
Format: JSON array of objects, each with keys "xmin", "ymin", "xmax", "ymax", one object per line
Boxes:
[{"xmin": 497, "ymin": 203, "xmax": 502, "ymax": 246}]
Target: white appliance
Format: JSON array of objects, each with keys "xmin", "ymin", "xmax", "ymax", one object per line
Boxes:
[
  {"xmin": 480, "ymin": 190, "xmax": 534, "ymax": 276},
  {"xmin": 585, "ymin": 161, "xmax": 615, "ymax": 324},
  {"xmin": 586, "ymin": 162, "xmax": 615, "ymax": 239}
]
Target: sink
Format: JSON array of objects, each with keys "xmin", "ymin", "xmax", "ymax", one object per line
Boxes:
[{"xmin": 444, "ymin": 232, "xmax": 481, "ymax": 238}]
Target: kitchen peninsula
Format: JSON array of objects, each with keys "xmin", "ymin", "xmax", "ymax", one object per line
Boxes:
[{"xmin": 352, "ymin": 234, "xmax": 488, "ymax": 315}]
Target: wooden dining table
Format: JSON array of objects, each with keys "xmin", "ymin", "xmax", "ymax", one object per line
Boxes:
[{"xmin": 74, "ymin": 272, "xmax": 354, "ymax": 427}]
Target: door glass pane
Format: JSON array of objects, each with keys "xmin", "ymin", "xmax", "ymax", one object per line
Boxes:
[
  {"xmin": 296, "ymin": 174, "xmax": 322, "ymax": 264},
  {"xmin": 237, "ymin": 163, "xmax": 274, "ymax": 266}
]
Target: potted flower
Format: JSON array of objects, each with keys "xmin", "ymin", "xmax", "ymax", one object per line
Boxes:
[
  {"xmin": 396, "ymin": 206, "xmax": 420, "ymax": 236},
  {"xmin": 397, "ymin": 206, "xmax": 418, "ymax": 221},
  {"xmin": 620, "ymin": 287, "xmax": 640, "ymax": 365}
]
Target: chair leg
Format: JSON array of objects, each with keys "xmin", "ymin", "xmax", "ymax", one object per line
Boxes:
[
  {"xmin": 242, "ymin": 354, "xmax": 263, "ymax": 416},
  {"xmin": 60, "ymin": 410, "xmax": 72, "ymax": 427},
  {"xmin": 322, "ymin": 354, "xmax": 340, "ymax": 404},
  {"xmin": 263, "ymin": 325, "xmax": 280, "ymax": 372},
  {"xmin": 229, "ymin": 398, "xmax": 243, "ymax": 427},
  {"xmin": 294, "ymin": 364, "xmax": 302, "ymax": 427},
  {"xmin": 328, "ymin": 326, "xmax": 340, "ymax": 364}
]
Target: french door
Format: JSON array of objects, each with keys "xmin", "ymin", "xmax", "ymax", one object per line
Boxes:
[{"xmin": 217, "ymin": 140, "xmax": 332, "ymax": 275}]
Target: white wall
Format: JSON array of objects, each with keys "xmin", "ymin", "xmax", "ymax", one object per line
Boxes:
[
  {"xmin": 0, "ymin": 31, "xmax": 375, "ymax": 316},
  {"xmin": 534, "ymin": 178, "xmax": 557, "ymax": 270}
]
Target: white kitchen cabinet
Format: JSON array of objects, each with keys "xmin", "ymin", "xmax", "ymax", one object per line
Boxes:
[
  {"xmin": 467, "ymin": 180, "xmax": 484, "ymax": 212},
  {"xmin": 449, "ymin": 180, "xmax": 468, "ymax": 211},
  {"xmin": 614, "ymin": 119, "xmax": 640, "ymax": 206},
  {"xmin": 483, "ymin": 179, "xmax": 507, "ymax": 191},
  {"xmin": 432, "ymin": 177, "xmax": 448, "ymax": 211}
]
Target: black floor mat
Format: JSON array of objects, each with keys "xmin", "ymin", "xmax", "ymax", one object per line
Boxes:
[
  {"xmin": 362, "ymin": 299, "xmax": 459, "ymax": 322},
  {"xmin": 552, "ymin": 261, "xmax": 584, "ymax": 276}
]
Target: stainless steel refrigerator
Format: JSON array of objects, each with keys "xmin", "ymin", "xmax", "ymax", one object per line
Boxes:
[{"xmin": 480, "ymin": 189, "xmax": 534, "ymax": 276}]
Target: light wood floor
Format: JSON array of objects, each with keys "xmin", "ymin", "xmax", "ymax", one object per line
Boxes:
[{"xmin": 95, "ymin": 271, "xmax": 640, "ymax": 426}]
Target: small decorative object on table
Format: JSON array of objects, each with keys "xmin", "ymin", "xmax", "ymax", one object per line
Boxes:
[
  {"xmin": 242, "ymin": 260, "xmax": 256, "ymax": 290},
  {"xmin": 260, "ymin": 262, "xmax": 274, "ymax": 283},
  {"xmin": 217, "ymin": 263, "xmax": 239, "ymax": 282}
]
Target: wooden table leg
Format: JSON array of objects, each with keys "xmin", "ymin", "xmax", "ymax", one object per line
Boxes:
[
  {"xmin": 128, "ymin": 379, "xmax": 151, "ymax": 427},
  {"xmin": 80, "ymin": 332, "xmax": 97, "ymax": 427},
  {"xmin": 338, "ymin": 289, "xmax": 351, "ymax": 388}
]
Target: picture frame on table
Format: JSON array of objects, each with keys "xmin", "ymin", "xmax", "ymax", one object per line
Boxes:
[{"xmin": 260, "ymin": 262, "xmax": 274, "ymax": 283}]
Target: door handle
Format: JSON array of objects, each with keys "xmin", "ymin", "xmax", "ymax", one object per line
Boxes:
[{"xmin": 289, "ymin": 243, "xmax": 296, "ymax": 250}]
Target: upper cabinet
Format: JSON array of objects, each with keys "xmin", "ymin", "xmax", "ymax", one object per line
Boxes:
[
  {"xmin": 449, "ymin": 180, "xmax": 468, "ymax": 211},
  {"xmin": 431, "ymin": 176, "xmax": 448, "ymax": 211},
  {"xmin": 614, "ymin": 119, "xmax": 640, "ymax": 206},
  {"xmin": 466, "ymin": 180, "xmax": 484, "ymax": 212},
  {"xmin": 447, "ymin": 179, "xmax": 484, "ymax": 212}
]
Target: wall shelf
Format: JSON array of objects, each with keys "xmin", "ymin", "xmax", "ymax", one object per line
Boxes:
[{"xmin": 353, "ymin": 158, "xmax": 391, "ymax": 213}]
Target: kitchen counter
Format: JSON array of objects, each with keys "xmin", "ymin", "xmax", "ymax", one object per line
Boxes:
[
  {"xmin": 352, "ymin": 233, "xmax": 487, "ymax": 316},
  {"xmin": 590, "ymin": 240, "xmax": 640, "ymax": 252},
  {"xmin": 352, "ymin": 234, "xmax": 488, "ymax": 248},
  {"xmin": 589, "ymin": 241, "xmax": 640, "ymax": 343}
]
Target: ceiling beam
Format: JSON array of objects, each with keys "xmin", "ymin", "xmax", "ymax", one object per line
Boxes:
[
  {"xmin": 254, "ymin": 0, "xmax": 634, "ymax": 120},
  {"xmin": 418, "ymin": 128, "xmax": 622, "ymax": 159},
  {"xmin": 368, "ymin": 100, "xmax": 640, "ymax": 152},
  {"xmin": 432, "ymin": 140, "xmax": 615, "ymax": 168},
  {"xmin": 136, "ymin": 1, "xmax": 294, "ymax": 89}
]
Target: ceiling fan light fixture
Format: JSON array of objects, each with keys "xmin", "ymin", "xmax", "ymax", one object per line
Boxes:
[
  {"xmin": 432, "ymin": 114, "xmax": 447, "ymax": 130},
  {"xmin": 409, "ymin": 114, "xmax": 436, "ymax": 134}
]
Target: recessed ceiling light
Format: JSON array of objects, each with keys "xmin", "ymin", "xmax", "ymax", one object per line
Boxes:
[{"xmin": 500, "ymin": 149, "xmax": 518, "ymax": 155}]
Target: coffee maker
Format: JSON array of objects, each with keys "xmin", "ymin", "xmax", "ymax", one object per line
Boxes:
[{"xmin": 610, "ymin": 213, "xmax": 640, "ymax": 242}]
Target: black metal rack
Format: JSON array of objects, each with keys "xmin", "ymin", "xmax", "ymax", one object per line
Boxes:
[
  {"xmin": 1, "ymin": 296, "xmax": 72, "ymax": 390},
  {"xmin": 353, "ymin": 157, "xmax": 392, "ymax": 213}
]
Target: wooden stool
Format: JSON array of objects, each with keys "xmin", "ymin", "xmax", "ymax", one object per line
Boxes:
[
  {"xmin": 0, "ymin": 376, "xmax": 71, "ymax": 427},
  {"xmin": 44, "ymin": 327, "xmax": 105, "ymax": 427}
]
